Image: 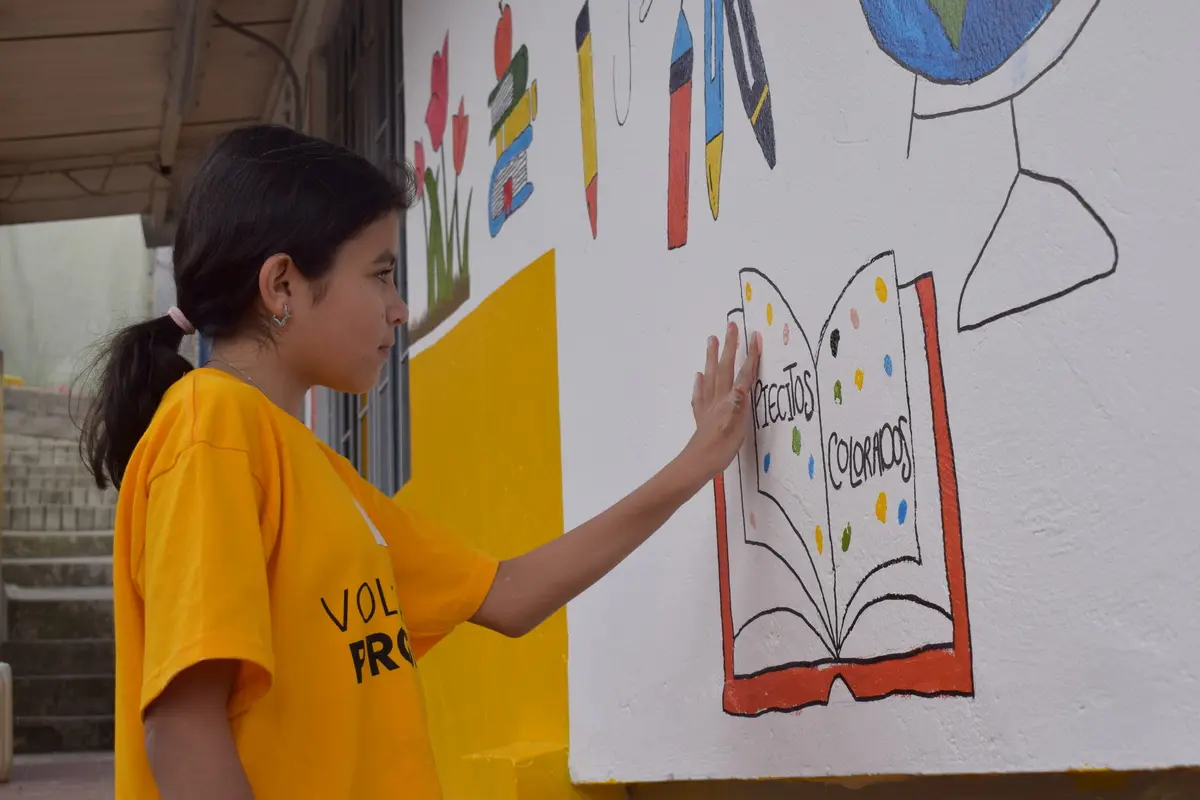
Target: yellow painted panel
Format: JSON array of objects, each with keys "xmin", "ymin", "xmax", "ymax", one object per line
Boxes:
[{"xmin": 398, "ymin": 250, "xmax": 609, "ymax": 799}]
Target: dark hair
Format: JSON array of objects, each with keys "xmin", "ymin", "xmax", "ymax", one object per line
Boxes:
[{"xmin": 79, "ymin": 124, "xmax": 414, "ymax": 490}]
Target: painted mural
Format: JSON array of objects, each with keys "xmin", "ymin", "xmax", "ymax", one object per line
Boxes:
[
  {"xmin": 488, "ymin": 2, "xmax": 539, "ymax": 237},
  {"xmin": 402, "ymin": 0, "xmax": 1200, "ymax": 786},
  {"xmin": 724, "ymin": 0, "xmax": 775, "ymax": 170},
  {"xmin": 411, "ymin": 34, "xmax": 472, "ymax": 344},
  {"xmin": 667, "ymin": 8, "xmax": 693, "ymax": 250},
  {"xmin": 709, "ymin": 0, "xmax": 1116, "ymax": 718},
  {"xmin": 860, "ymin": 0, "xmax": 1117, "ymax": 331},
  {"xmin": 612, "ymin": 0, "xmax": 656, "ymax": 126},
  {"xmin": 576, "ymin": 1, "xmax": 600, "ymax": 239},
  {"xmin": 715, "ymin": 254, "xmax": 971, "ymax": 716},
  {"xmin": 703, "ymin": 0, "xmax": 724, "ymax": 219}
]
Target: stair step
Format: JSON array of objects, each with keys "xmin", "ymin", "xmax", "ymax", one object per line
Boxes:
[
  {"xmin": 3, "ymin": 555, "xmax": 113, "ymax": 587},
  {"xmin": 13, "ymin": 675, "xmax": 114, "ymax": 717},
  {"xmin": 2, "ymin": 450, "xmax": 86, "ymax": 467},
  {"xmin": 2, "ymin": 530, "xmax": 114, "ymax": 559},
  {"xmin": 14, "ymin": 715, "xmax": 114, "ymax": 754},
  {"xmin": 3, "ymin": 463, "xmax": 95, "ymax": 476},
  {"xmin": 3, "ymin": 476, "xmax": 103, "ymax": 491},
  {"xmin": 4, "ymin": 487, "xmax": 115, "ymax": 506},
  {"xmin": 2, "ymin": 505, "xmax": 116, "ymax": 531},
  {"xmin": 2, "ymin": 470, "xmax": 100, "ymax": 488},
  {"xmin": 6, "ymin": 585, "xmax": 114, "ymax": 640},
  {"xmin": 4, "ymin": 386, "xmax": 85, "ymax": 416},
  {"xmin": 1, "ymin": 410, "xmax": 83, "ymax": 442},
  {"xmin": 0, "ymin": 639, "xmax": 115, "ymax": 676}
]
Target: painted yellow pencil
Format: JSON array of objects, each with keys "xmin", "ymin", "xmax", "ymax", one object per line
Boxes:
[{"xmin": 576, "ymin": 1, "xmax": 598, "ymax": 238}]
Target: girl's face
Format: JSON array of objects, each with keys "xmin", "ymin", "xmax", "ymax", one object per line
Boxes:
[{"xmin": 281, "ymin": 212, "xmax": 408, "ymax": 394}]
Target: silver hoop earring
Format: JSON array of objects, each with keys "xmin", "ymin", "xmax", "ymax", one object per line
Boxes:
[{"xmin": 271, "ymin": 304, "xmax": 291, "ymax": 329}]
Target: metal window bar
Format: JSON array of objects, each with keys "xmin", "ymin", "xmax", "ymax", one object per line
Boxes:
[{"xmin": 323, "ymin": 0, "xmax": 411, "ymax": 494}]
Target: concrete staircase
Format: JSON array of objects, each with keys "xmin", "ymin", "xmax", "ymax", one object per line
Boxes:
[{"xmin": 1, "ymin": 387, "xmax": 115, "ymax": 754}]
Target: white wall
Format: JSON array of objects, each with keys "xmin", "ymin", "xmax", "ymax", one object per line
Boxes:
[
  {"xmin": 403, "ymin": 0, "xmax": 1200, "ymax": 782},
  {"xmin": 0, "ymin": 215, "xmax": 152, "ymax": 387}
]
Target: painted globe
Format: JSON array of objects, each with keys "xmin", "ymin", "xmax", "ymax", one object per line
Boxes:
[{"xmin": 860, "ymin": 0, "xmax": 1058, "ymax": 84}]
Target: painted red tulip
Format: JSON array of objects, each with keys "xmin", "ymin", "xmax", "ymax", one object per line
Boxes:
[
  {"xmin": 426, "ymin": 33, "xmax": 450, "ymax": 152},
  {"xmin": 413, "ymin": 140, "xmax": 425, "ymax": 199},
  {"xmin": 452, "ymin": 98, "xmax": 468, "ymax": 176}
]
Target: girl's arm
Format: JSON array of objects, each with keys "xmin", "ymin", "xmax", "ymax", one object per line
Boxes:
[
  {"xmin": 472, "ymin": 323, "xmax": 761, "ymax": 638},
  {"xmin": 144, "ymin": 660, "xmax": 256, "ymax": 799}
]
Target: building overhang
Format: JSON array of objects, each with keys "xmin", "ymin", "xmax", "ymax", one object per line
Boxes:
[{"xmin": 0, "ymin": 0, "xmax": 339, "ymax": 246}]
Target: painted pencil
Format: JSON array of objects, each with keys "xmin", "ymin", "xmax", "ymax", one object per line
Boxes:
[
  {"xmin": 667, "ymin": 8, "xmax": 693, "ymax": 250},
  {"xmin": 704, "ymin": 0, "xmax": 724, "ymax": 219},
  {"xmin": 576, "ymin": 1, "xmax": 599, "ymax": 239},
  {"xmin": 725, "ymin": 0, "xmax": 775, "ymax": 169}
]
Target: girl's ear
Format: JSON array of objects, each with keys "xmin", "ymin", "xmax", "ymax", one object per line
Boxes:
[{"xmin": 257, "ymin": 254, "xmax": 295, "ymax": 320}]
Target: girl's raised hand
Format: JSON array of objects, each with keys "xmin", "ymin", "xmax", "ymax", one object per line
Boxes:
[{"xmin": 684, "ymin": 321, "xmax": 762, "ymax": 482}]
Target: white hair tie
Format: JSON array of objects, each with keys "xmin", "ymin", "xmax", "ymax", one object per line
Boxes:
[{"xmin": 167, "ymin": 306, "xmax": 195, "ymax": 334}]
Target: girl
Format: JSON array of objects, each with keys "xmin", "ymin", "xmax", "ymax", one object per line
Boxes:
[{"xmin": 82, "ymin": 124, "xmax": 760, "ymax": 799}]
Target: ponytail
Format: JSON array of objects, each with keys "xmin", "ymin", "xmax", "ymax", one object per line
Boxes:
[{"xmin": 79, "ymin": 315, "xmax": 194, "ymax": 490}]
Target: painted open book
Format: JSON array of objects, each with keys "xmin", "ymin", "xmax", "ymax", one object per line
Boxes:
[{"xmin": 713, "ymin": 252, "xmax": 973, "ymax": 716}]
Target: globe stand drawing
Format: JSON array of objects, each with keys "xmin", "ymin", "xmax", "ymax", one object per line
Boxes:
[
  {"xmin": 956, "ymin": 101, "xmax": 1117, "ymax": 331},
  {"xmin": 861, "ymin": 0, "xmax": 1117, "ymax": 332}
]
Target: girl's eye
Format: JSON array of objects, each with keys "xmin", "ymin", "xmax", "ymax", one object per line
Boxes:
[{"xmin": 377, "ymin": 268, "xmax": 395, "ymax": 283}]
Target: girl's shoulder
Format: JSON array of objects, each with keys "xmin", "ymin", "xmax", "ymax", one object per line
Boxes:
[{"xmin": 131, "ymin": 368, "xmax": 292, "ymax": 486}]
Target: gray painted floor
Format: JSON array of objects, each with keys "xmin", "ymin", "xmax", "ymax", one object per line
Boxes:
[{"xmin": 0, "ymin": 752, "xmax": 112, "ymax": 799}]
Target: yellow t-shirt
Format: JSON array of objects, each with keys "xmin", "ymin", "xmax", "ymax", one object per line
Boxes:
[{"xmin": 112, "ymin": 368, "xmax": 499, "ymax": 798}]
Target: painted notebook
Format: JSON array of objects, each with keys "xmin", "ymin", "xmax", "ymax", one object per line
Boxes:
[{"xmin": 713, "ymin": 252, "xmax": 972, "ymax": 716}]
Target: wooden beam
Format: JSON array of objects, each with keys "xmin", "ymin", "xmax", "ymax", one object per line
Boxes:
[
  {"xmin": 0, "ymin": 119, "xmax": 253, "ymax": 164},
  {"xmin": 153, "ymin": 0, "xmax": 216, "ymax": 228},
  {"xmin": 0, "ymin": 191, "xmax": 149, "ymax": 225}
]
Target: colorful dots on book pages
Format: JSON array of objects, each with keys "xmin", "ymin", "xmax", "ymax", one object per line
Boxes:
[
  {"xmin": 898, "ymin": 499, "xmax": 908, "ymax": 525},
  {"xmin": 745, "ymin": 282, "xmax": 753, "ymax": 302},
  {"xmin": 854, "ymin": 368, "xmax": 864, "ymax": 391},
  {"xmin": 829, "ymin": 329, "xmax": 840, "ymax": 358},
  {"xmin": 808, "ymin": 455, "xmax": 815, "ymax": 479},
  {"xmin": 791, "ymin": 426, "xmax": 801, "ymax": 455},
  {"xmin": 884, "ymin": 354, "xmax": 893, "ymax": 377},
  {"xmin": 841, "ymin": 523, "xmax": 852, "ymax": 552},
  {"xmin": 850, "ymin": 308, "xmax": 860, "ymax": 329},
  {"xmin": 874, "ymin": 276, "xmax": 888, "ymax": 303},
  {"xmin": 766, "ymin": 303, "xmax": 774, "ymax": 325},
  {"xmin": 875, "ymin": 492, "xmax": 888, "ymax": 523},
  {"xmin": 782, "ymin": 322, "xmax": 790, "ymax": 345},
  {"xmin": 763, "ymin": 452, "xmax": 771, "ymax": 473},
  {"xmin": 815, "ymin": 525, "xmax": 824, "ymax": 554},
  {"xmin": 833, "ymin": 380, "xmax": 843, "ymax": 404}
]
